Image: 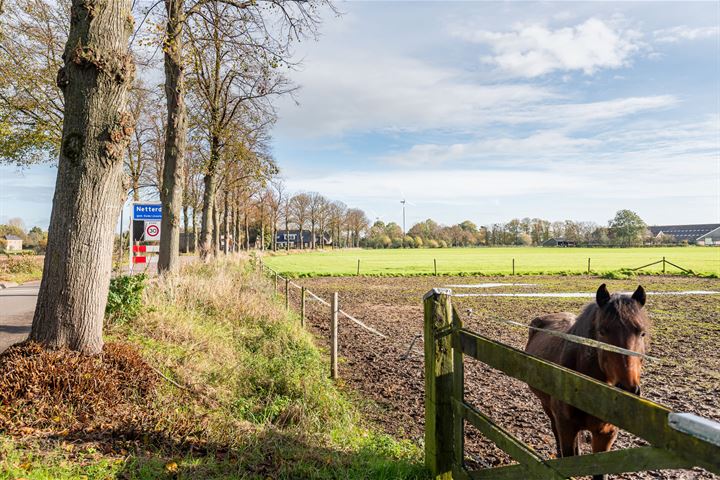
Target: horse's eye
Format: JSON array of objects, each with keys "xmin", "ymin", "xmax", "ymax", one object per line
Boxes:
[{"xmin": 640, "ymin": 332, "xmax": 646, "ymax": 338}]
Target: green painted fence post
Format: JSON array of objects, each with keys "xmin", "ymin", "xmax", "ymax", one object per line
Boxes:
[{"xmin": 424, "ymin": 288, "xmax": 454, "ymax": 479}]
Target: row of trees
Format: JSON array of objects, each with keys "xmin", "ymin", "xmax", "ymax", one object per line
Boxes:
[
  {"xmin": 361, "ymin": 210, "xmax": 650, "ymax": 248},
  {"xmin": 1, "ymin": 0, "xmax": 334, "ymax": 353}
]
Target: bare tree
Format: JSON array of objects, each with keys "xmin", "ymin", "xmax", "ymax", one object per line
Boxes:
[
  {"xmin": 31, "ymin": 0, "xmax": 135, "ymax": 353},
  {"xmin": 308, "ymin": 192, "xmax": 327, "ymax": 249},
  {"xmin": 290, "ymin": 193, "xmax": 310, "ymax": 249}
]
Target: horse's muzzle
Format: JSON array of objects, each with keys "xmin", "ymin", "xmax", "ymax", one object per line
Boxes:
[{"xmin": 616, "ymin": 383, "xmax": 641, "ymax": 396}]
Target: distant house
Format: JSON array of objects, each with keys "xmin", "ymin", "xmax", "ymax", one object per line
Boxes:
[
  {"xmin": 542, "ymin": 237, "xmax": 576, "ymax": 247},
  {"xmin": 3, "ymin": 234, "xmax": 23, "ymax": 251},
  {"xmin": 647, "ymin": 224, "xmax": 720, "ymax": 246},
  {"xmin": 276, "ymin": 230, "xmax": 331, "ymax": 249}
]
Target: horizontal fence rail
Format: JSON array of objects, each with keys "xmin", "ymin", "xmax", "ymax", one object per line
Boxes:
[{"xmin": 423, "ymin": 288, "xmax": 720, "ymax": 480}]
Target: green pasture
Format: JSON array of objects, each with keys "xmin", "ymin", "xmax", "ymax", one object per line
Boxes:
[{"xmin": 263, "ymin": 247, "xmax": 720, "ymax": 278}]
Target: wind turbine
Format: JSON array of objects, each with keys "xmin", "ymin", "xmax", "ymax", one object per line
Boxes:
[{"xmin": 400, "ymin": 194, "xmax": 416, "ymax": 237}]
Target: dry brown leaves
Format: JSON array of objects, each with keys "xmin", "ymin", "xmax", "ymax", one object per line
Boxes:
[{"xmin": 0, "ymin": 341, "xmax": 157, "ymax": 439}]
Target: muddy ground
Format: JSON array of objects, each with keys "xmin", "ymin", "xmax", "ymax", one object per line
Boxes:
[{"xmin": 286, "ymin": 275, "xmax": 720, "ymax": 479}]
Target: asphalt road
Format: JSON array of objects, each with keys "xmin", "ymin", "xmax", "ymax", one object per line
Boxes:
[{"xmin": 0, "ymin": 281, "xmax": 39, "ymax": 352}]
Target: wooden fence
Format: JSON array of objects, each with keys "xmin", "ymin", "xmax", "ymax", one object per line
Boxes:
[{"xmin": 424, "ymin": 288, "xmax": 720, "ymax": 479}]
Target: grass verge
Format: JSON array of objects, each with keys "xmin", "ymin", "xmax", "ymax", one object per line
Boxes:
[
  {"xmin": 0, "ymin": 257, "xmax": 426, "ymax": 479},
  {"xmin": 0, "ymin": 255, "xmax": 43, "ymax": 284}
]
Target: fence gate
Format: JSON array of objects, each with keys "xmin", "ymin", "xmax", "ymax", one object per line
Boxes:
[{"xmin": 423, "ymin": 288, "xmax": 720, "ymax": 479}]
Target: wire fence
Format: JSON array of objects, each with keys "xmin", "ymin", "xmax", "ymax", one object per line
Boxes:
[{"xmin": 256, "ymin": 257, "xmax": 665, "ymax": 379}]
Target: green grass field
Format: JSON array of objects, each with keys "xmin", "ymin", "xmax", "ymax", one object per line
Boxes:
[{"xmin": 263, "ymin": 247, "xmax": 720, "ymax": 278}]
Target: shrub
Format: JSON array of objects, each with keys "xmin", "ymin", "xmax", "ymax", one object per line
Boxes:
[
  {"xmin": 439, "ymin": 240, "xmax": 448, "ymax": 248},
  {"xmin": 106, "ymin": 274, "xmax": 147, "ymax": 324},
  {"xmin": 427, "ymin": 239, "xmax": 439, "ymax": 248}
]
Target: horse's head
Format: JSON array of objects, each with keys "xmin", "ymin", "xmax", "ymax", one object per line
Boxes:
[{"xmin": 594, "ymin": 283, "xmax": 649, "ymax": 395}]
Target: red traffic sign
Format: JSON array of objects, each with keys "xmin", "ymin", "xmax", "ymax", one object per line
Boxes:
[{"xmin": 144, "ymin": 222, "xmax": 161, "ymax": 240}]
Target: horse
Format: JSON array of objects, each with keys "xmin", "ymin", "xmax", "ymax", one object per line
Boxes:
[{"xmin": 525, "ymin": 284, "xmax": 649, "ymax": 480}]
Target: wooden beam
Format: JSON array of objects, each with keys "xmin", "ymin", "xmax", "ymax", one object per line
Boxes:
[
  {"xmin": 459, "ymin": 399, "xmax": 564, "ymax": 479},
  {"xmin": 424, "ymin": 288, "xmax": 454, "ymax": 479},
  {"xmin": 459, "ymin": 329, "xmax": 720, "ymax": 474},
  {"xmin": 469, "ymin": 447, "xmax": 691, "ymax": 479}
]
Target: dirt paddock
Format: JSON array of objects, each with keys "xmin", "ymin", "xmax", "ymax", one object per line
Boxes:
[{"xmin": 290, "ymin": 274, "xmax": 720, "ymax": 479}]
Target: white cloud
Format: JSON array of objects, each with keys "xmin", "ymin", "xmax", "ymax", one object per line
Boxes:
[
  {"xmin": 653, "ymin": 26, "xmax": 720, "ymax": 43},
  {"xmin": 452, "ymin": 18, "xmax": 643, "ymax": 77},
  {"xmin": 380, "ymin": 132, "xmax": 601, "ymax": 166},
  {"xmin": 276, "ymin": 51, "xmax": 556, "ymax": 137}
]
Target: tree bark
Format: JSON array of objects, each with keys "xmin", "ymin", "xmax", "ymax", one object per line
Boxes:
[
  {"xmin": 31, "ymin": 0, "xmax": 135, "ymax": 354},
  {"xmin": 158, "ymin": 0, "xmax": 186, "ymax": 274},
  {"xmin": 182, "ymin": 204, "xmax": 189, "ymax": 253},
  {"xmin": 198, "ymin": 135, "xmax": 218, "ymax": 259},
  {"xmin": 223, "ymin": 190, "xmax": 229, "ymax": 255}
]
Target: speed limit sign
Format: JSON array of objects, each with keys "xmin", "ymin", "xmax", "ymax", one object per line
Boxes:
[{"xmin": 144, "ymin": 221, "xmax": 161, "ymax": 240}]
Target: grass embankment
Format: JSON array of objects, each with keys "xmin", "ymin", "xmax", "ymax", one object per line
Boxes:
[
  {"xmin": 0, "ymin": 258, "xmax": 426, "ymax": 479},
  {"xmin": 263, "ymin": 247, "xmax": 720, "ymax": 278},
  {"xmin": 0, "ymin": 255, "xmax": 43, "ymax": 284}
]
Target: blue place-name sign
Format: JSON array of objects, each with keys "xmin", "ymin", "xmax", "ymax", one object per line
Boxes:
[{"xmin": 133, "ymin": 203, "xmax": 162, "ymax": 220}]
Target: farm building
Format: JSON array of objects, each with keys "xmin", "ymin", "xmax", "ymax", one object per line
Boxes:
[
  {"xmin": 542, "ymin": 237, "xmax": 576, "ymax": 247},
  {"xmin": 647, "ymin": 224, "xmax": 720, "ymax": 245},
  {"xmin": 276, "ymin": 230, "xmax": 331, "ymax": 248},
  {"xmin": 3, "ymin": 234, "xmax": 23, "ymax": 251}
]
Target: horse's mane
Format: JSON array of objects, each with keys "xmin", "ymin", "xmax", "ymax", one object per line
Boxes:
[{"xmin": 562, "ymin": 293, "xmax": 648, "ymax": 366}]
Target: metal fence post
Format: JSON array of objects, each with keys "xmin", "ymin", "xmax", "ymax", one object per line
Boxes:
[
  {"xmin": 301, "ymin": 287, "xmax": 306, "ymax": 328},
  {"xmin": 330, "ymin": 292, "xmax": 339, "ymax": 379},
  {"xmin": 423, "ymin": 288, "xmax": 454, "ymax": 479}
]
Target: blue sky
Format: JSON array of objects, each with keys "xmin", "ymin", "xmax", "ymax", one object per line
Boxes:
[{"xmin": 1, "ymin": 1, "xmax": 719, "ymax": 230}]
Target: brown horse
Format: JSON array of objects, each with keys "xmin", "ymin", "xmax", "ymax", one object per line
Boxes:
[{"xmin": 525, "ymin": 284, "xmax": 649, "ymax": 480}]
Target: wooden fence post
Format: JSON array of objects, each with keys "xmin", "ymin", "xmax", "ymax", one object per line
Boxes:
[
  {"xmin": 512, "ymin": 258, "xmax": 515, "ymax": 276},
  {"xmin": 357, "ymin": 259, "xmax": 360, "ymax": 276},
  {"xmin": 424, "ymin": 288, "xmax": 454, "ymax": 479},
  {"xmin": 285, "ymin": 278, "xmax": 289, "ymax": 310},
  {"xmin": 588, "ymin": 257, "xmax": 591, "ymax": 274},
  {"xmin": 331, "ymin": 292, "xmax": 339, "ymax": 379},
  {"xmin": 663, "ymin": 257, "xmax": 666, "ymax": 274},
  {"xmin": 434, "ymin": 258, "xmax": 437, "ymax": 276},
  {"xmin": 274, "ymin": 272, "xmax": 278, "ymax": 292},
  {"xmin": 301, "ymin": 287, "xmax": 306, "ymax": 328}
]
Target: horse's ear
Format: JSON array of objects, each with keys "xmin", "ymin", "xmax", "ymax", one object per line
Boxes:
[
  {"xmin": 632, "ymin": 285, "xmax": 646, "ymax": 307},
  {"xmin": 596, "ymin": 284, "xmax": 610, "ymax": 308}
]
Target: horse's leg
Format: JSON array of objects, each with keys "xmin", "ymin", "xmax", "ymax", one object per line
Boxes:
[
  {"xmin": 542, "ymin": 405, "xmax": 561, "ymax": 456},
  {"xmin": 590, "ymin": 424, "xmax": 618, "ymax": 480},
  {"xmin": 554, "ymin": 416, "xmax": 580, "ymax": 457}
]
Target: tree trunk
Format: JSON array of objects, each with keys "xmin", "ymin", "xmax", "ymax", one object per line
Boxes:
[
  {"xmin": 285, "ymin": 215, "xmax": 289, "ymax": 251},
  {"xmin": 213, "ymin": 200, "xmax": 220, "ymax": 256},
  {"xmin": 244, "ymin": 210, "xmax": 249, "ymax": 250},
  {"xmin": 31, "ymin": 0, "xmax": 134, "ymax": 354},
  {"xmin": 182, "ymin": 204, "xmax": 189, "ymax": 253},
  {"xmin": 158, "ymin": 0, "xmax": 186, "ymax": 274},
  {"xmin": 223, "ymin": 190, "xmax": 229, "ymax": 255},
  {"xmin": 198, "ymin": 136, "xmax": 218, "ymax": 259},
  {"xmin": 192, "ymin": 207, "xmax": 197, "ymax": 253},
  {"xmin": 311, "ymin": 221, "xmax": 316, "ymax": 249}
]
